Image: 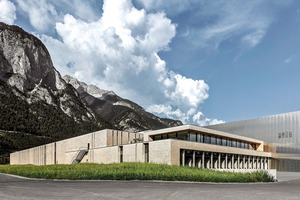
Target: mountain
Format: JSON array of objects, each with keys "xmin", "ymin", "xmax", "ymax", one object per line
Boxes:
[
  {"xmin": 64, "ymin": 75, "xmax": 182, "ymax": 132},
  {"xmin": 0, "ymin": 23, "xmax": 181, "ymax": 163},
  {"xmin": 0, "ymin": 22, "xmax": 113, "ymax": 162}
]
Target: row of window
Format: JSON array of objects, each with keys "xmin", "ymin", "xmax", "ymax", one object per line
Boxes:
[
  {"xmin": 152, "ymin": 132, "xmax": 253, "ymax": 150},
  {"xmin": 276, "ymin": 146, "xmax": 300, "ymax": 154}
]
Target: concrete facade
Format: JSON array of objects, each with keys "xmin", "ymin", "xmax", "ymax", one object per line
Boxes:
[{"xmin": 11, "ymin": 125, "xmax": 278, "ymax": 175}]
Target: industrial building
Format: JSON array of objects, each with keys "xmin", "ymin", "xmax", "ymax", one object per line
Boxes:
[
  {"xmin": 10, "ymin": 112, "xmax": 300, "ymax": 173},
  {"xmin": 11, "ymin": 125, "xmax": 274, "ymax": 173},
  {"xmin": 207, "ymin": 111, "xmax": 300, "ymax": 171}
]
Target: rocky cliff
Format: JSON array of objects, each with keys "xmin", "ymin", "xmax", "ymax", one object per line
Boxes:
[
  {"xmin": 64, "ymin": 75, "xmax": 182, "ymax": 132},
  {"xmin": 0, "ymin": 22, "xmax": 112, "ymax": 161}
]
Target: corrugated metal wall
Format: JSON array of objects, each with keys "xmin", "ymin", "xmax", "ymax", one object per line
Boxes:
[{"xmin": 207, "ymin": 111, "xmax": 300, "ymax": 146}]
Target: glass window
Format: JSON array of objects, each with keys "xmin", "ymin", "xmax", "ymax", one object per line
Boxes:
[
  {"xmin": 245, "ymin": 143, "xmax": 250, "ymax": 149},
  {"xmin": 204, "ymin": 135, "xmax": 211, "ymax": 144},
  {"xmin": 217, "ymin": 137, "xmax": 222, "ymax": 145},
  {"xmin": 153, "ymin": 135, "xmax": 161, "ymax": 141},
  {"xmin": 222, "ymin": 138, "xmax": 227, "ymax": 146},
  {"xmin": 211, "ymin": 136, "xmax": 216, "ymax": 145},
  {"xmin": 227, "ymin": 140, "xmax": 232, "ymax": 147},
  {"xmin": 197, "ymin": 134, "xmax": 204, "ymax": 143},
  {"xmin": 189, "ymin": 132, "xmax": 197, "ymax": 142},
  {"xmin": 162, "ymin": 134, "xmax": 168, "ymax": 139},
  {"xmin": 232, "ymin": 140, "xmax": 237, "ymax": 147},
  {"xmin": 168, "ymin": 133, "xmax": 176, "ymax": 139},
  {"xmin": 177, "ymin": 132, "xmax": 187, "ymax": 140},
  {"xmin": 241, "ymin": 142, "xmax": 245, "ymax": 149}
]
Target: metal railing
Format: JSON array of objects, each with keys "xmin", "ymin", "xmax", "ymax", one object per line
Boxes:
[{"xmin": 71, "ymin": 147, "xmax": 88, "ymax": 164}]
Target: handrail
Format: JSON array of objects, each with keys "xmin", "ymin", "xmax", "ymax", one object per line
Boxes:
[{"xmin": 71, "ymin": 147, "xmax": 88, "ymax": 164}]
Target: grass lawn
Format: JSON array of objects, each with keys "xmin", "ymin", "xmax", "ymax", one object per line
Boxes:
[{"xmin": 0, "ymin": 162, "xmax": 274, "ymax": 182}]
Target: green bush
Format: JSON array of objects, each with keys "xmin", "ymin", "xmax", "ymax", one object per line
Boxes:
[{"xmin": 0, "ymin": 163, "xmax": 275, "ymax": 182}]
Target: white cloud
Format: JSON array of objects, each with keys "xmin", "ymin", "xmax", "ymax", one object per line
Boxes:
[
  {"xmin": 140, "ymin": 0, "xmax": 291, "ymax": 51},
  {"xmin": 51, "ymin": 0, "xmax": 100, "ymax": 22},
  {"xmin": 197, "ymin": 118, "xmax": 225, "ymax": 127},
  {"xmin": 16, "ymin": 0, "xmax": 58, "ymax": 32},
  {"xmin": 193, "ymin": 1, "xmax": 274, "ymax": 50},
  {"xmin": 0, "ymin": 0, "xmax": 16, "ymax": 24},
  {"xmin": 39, "ymin": 0, "xmax": 213, "ymax": 125}
]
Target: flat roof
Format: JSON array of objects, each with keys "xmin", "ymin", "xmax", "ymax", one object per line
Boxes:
[{"xmin": 146, "ymin": 124, "xmax": 264, "ymax": 144}]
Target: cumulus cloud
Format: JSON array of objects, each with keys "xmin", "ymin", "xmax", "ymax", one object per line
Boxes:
[
  {"xmin": 0, "ymin": 0, "xmax": 16, "ymax": 24},
  {"xmin": 16, "ymin": 0, "xmax": 58, "ymax": 32},
  {"xmin": 38, "ymin": 0, "xmax": 215, "ymax": 125},
  {"xmin": 15, "ymin": 0, "xmax": 100, "ymax": 33},
  {"xmin": 51, "ymin": 0, "xmax": 100, "ymax": 22}
]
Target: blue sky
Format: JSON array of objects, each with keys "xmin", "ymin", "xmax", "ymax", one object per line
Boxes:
[{"xmin": 1, "ymin": 0, "xmax": 300, "ymax": 125}]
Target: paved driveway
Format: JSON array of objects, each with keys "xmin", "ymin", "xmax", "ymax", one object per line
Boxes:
[{"xmin": 1, "ymin": 172, "xmax": 300, "ymax": 200}]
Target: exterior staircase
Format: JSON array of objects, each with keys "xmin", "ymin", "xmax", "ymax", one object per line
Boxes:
[{"xmin": 71, "ymin": 148, "xmax": 88, "ymax": 164}]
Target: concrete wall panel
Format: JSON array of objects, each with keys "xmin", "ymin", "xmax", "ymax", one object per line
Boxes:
[
  {"xmin": 93, "ymin": 146, "xmax": 119, "ymax": 164},
  {"xmin": 123, "ymin": 144, "xmax": 137, "ymax": 162},
  {"xmin": 149, "ymin": 140, "xmax": 172, "ymax": 165}
]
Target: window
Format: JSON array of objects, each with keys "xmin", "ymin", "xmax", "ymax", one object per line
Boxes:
[
  {"xmin": 190, "ymin": 132, "xmax": 197, "ymax": 142},
  {"xmin": 162, "ymin": 134, "xmax": 168, "ymax": 139},
  {"xmin": 241, "ymin": 142, "xmax": 245, "ymax": 149},
  {"xmin": 153, "ymin": 135, "xmax": 162, "ymax": 141},
  {"xmin": 177, "ymin": 132, "xmax": 187, "ymax": 140},
  {"xmin": 168, "ymin": 133, "xmax": 176, "ymax": 139},
  {"xmin": 211, "ymin": 136, "xmax": 216, "ymax": 145},
  {"xmin": 222, "ymin": 138, "xmax": 227, "ymax": 146},
  {"xmin": 227, "ymin": 140, "xmax": 232, "ymax": 147},
  {"xmin": 204, "ymin": 135, "xmax": 211, "ymax": 144},
  {"xmin": 217, "ymin": 137, "xmax": 222, "ymax": 146},
  {"xmin": 197, "ymin": 134, "xmax": 204, "ymax": 143},
  {"xmin": 245, "ymin": 143, "xmax": 250, "ymax": 149},
  {"xmin": 232, "ymin": 140, "xmax": 237, "ymax": 147}
]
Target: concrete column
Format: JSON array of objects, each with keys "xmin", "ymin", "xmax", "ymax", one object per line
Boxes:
[
  {"xmin": 237, "ymin": 155, "xmax": 240, "ymax": 169},
  {"xmin": 182, "ymin": 150, "xmax": 185, "ymax": 166},
  {"xmin": 225, "ymin": 154, "xmax": 228, "ymax": 169},
  {"xmin": 192, "ymin": 151, "xmax": 196, "ymax": 168},
  {"xmin": 210, "ymin": 153, "xmax": 213, "ymax": 169},
  {"xmin": 247, "ymin": 156, "xmax": 250, "ymax": 169},
  {"xmin": 218, "ymin": 153, "xmax": 221, "ymax": 169},
  {"xmin": 248, "ymin": 156, "xmax": 251, "ymax": 169},
  {"xmin": 249, "ymin": 156, "xmax": 251, "ymax": 169},
  {"xmin": 198, "ymin": 155, "xmax": 201, "ymax": 168},
  {"xmin": 231, "ymin": 155, "xmax": 234, "ymax": 169},
  {"xmin": 255, "ymin": 157, "xmax": 258, "ymax": 169},
  {"xmin": 202, "ymin": 152, "xmax": 205, "ymax": 168},
  {"xmin": 265, "ymin": 157, "xmax": 268, "ymax": 169}
]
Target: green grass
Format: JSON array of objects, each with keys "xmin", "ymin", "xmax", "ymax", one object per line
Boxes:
[{"xmin": 0, "ymin": 162, "xmax": 274, "ymax": 182}]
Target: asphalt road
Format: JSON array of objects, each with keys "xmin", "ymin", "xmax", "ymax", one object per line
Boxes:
[{"xmin": 1, "ymin": 172, "xmax": 300, "ymax": 200}]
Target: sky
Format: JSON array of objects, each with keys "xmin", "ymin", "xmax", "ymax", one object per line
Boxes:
[{"xmin": 0, "ymin": 0, "xmax": 300, "ymax": 126}]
